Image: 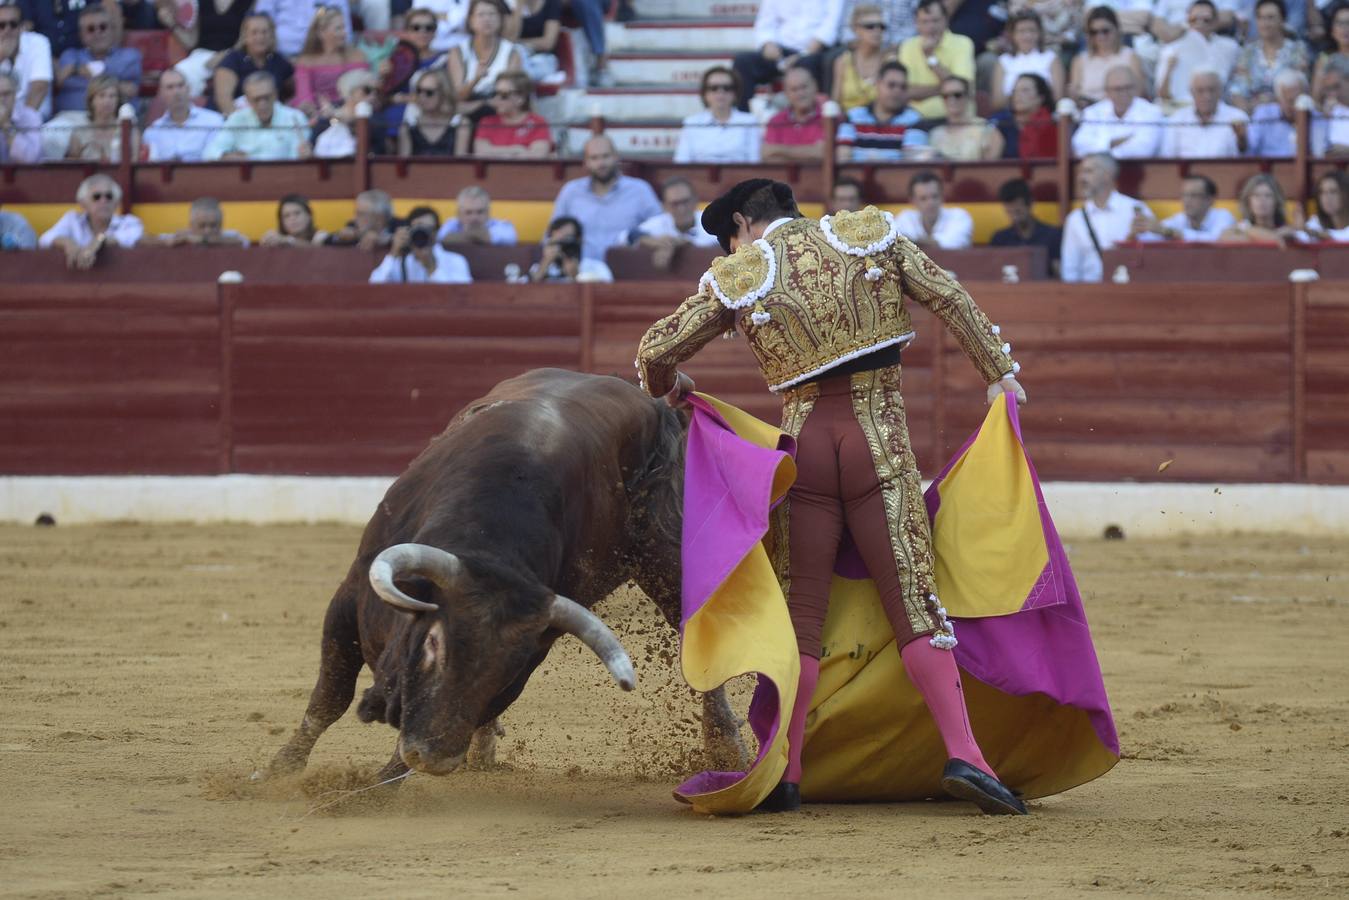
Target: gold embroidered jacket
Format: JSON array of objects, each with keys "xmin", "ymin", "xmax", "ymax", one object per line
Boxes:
[{"xmin": 635, "ymin": 207, "xmax": 1017, "ymax": 396}]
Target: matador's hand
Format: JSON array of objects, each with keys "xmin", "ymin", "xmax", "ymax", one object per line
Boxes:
[
  {"xmin": 665, "ymin": 371, "xmax": 695, "ymax": 409},
  {"xmin": 987, "ymin": 377, "xmax": 1027, "ymax": 407}
]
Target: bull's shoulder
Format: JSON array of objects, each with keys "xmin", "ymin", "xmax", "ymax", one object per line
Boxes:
[{"xmin": 819, "ymin": 205, "xmax": 899, "ymax": 256}]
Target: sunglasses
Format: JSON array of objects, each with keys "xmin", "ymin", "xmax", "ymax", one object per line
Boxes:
[
  {"xmin": 857, "ymin": 22, "xmax": 886, "ymax": 30},
  {"xmin": 89, "ymin": 192, "xmax": 114, "ymax": 201},
  {"xmin": 409, "ymin": 22, "xmax": 436, "ymax": 32},
  {"xmin": 416, "ymin": 87, "xmax": 439, "ymax": 96},
  {"xmin": 82, "ymin": 22, "xmax": 110, "ymax": 33},
  {"xmin": 942, "ymin": 90, "xmax": 967, "ymax": 100},
  {"xmin": 0, "ymin": 18, "xmax": 23, "ymax": 30},
  {"xmin": 1088, "ymin": 26, "xmax": 1113, "ymax": 35},
  {"xmin": 493, "ymin": 89, "xmax": 521, "ymax": 99},
  {"xmin": 705, "ymin": 82, "xmax": 736, "ymax": 93}
]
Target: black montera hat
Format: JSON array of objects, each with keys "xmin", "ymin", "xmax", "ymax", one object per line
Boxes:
[{"xmin": 700, "ymin": 178, "xmax": 790, "ymax": 254}]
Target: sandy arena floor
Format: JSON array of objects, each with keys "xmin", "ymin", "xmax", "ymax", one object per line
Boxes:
[{"xmin": 1, "ymin": 524, "xmax": 1347, "ymax": 898}]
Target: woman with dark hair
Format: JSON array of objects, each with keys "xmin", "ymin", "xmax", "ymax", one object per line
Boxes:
[
  {"xmin": 928, "ymin": 75, "xmax": 1004, "ymax": 160},
  {"xmin": 673, "ymin": 65, "xmax": 761, "ymax": 163},
  {"xmin": 1306, "ymin": 171, "xmax": 1349, "ymax": 240},
  {"xmin": 398, "ymin": 68, "xmax": 468, "ymax": 156},
  {"xmin": 446, "ymin": 0, "xmax": 525, "ymax": 119},
  {"xmin": 473, "ymin": 71, "xmax": 551, "ymax": 157},
  {"xmin": 503, "ymin": 0, "xmax": 563, "ymax": 83},
  {"xmin": 1068, "ymin": 6, "xmax": 1146, "ymax": 106},
  {"xmin": 1220, "ymin": 173, "xmax": 1304, "ymax": 245},
  {"xmin": 1228, "ymin": 0, "xmax": 1310, "ymax": 113},
  {"xmin": 990, "ymin": 10, "xmax": 1064, "ymax": 111},
  {"xmin": 1313, "ymin": 2, "xmax": 1349, "ymax": 106},
  {"xmin": 991, "ymin": 72, "xmax": 1058, "ymax": 158},
  {"xmin": 261, "ymin": 194, "xmax": 329, "ymax": 246}
]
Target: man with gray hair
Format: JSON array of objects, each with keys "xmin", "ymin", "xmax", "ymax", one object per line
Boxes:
[
  {"xmin": 0, "ymin": 70, "xmax": 41, "ymax": 163},
  {"xmin": 1162, "ymin": 68, "xmax": 1249, "ymax": 157},
  {"xmin": 1071, "ymin": 64, "xmax": 1165, "ymax": 158},
  {"xmin": 1247, "ymin": 69, "xmax": 1328, "ymax": 157},
  {"xmin": 203, "ymin": 71, "xmax": 310, "ymax": 161},
  {"xmin": 1155, "ymin": 0, "xmax": 1239, "ymax": 108},
  {"xmin": 155, "ymin": 197, "xmax": 249, "ymax": 247},
  {"xmin": 438, "ymin": 186, "xmax": 518, "ymax": 246},
  {"xmin": 326, "ymin": 189, "xmax": 395, "ymax": 252},
  {"xmin": 38, "ymin": 174, "xmax": 144, "ymax": 270},
  {"xmin": 1318, "ymin": 55, "xmax": 1349, "ymax": 155},
  {"xmin": 1061, "ymin": 153, "xmax": 1146, "ymax": 283}
]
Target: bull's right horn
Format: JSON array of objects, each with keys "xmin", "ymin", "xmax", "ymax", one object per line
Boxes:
[
  {"xmin": 369, "ymin": 543, "xmax": 464, "ymax": 613},
  {"xmin": 549, "ymin": 595, "xmax": 637, "ymax": 691}
]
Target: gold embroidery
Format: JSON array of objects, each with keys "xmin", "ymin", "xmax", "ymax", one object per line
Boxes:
[
  {"xmin": 706, "ymin": 242, "xmax": 772, "ymax": 305},
  {"xmin": 828, "ymin": 206, "xmax": 892, "ymax": 249},
  {"xmin": 634, "ymin": 289, "xmax": 734, "ymax": 396},
  {"xmin": 765, "ymin": 383, "xmax": 819, "ymax": 594}
]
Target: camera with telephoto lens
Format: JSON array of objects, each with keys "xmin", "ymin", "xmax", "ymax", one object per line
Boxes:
[{"xmin": 393, "ymin": 217, "xmax": 435, "ymax": 254}]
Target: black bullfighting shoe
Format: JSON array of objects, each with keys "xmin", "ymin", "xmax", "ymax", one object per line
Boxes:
[
  {"xmin": 940, "ymin": 759, "xmax": 1028, "ymax": 815},
  {"xmin": 754, "ymin": 781, "xmax": 801, "ymax": 813}
]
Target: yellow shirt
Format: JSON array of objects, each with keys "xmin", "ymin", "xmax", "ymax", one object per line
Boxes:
[
  {"xmin": 836, "ymin": 49, "xmax": 902, "ymax": 114},
  {"xmin": 898, "ymin": 31, "xmax": 976, "ymax": 119}
]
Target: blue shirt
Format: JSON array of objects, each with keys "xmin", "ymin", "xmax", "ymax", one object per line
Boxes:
[
  {"xmin": 437, "ymin": 217, "xmax": 518, "ymax": 245},
  {"xmin": 1247, "ymin": 103, "xmax": 1328, "ymax": 158},
  {"xmin": 551, "ymin": 174, "xmax": 662, "ymax": 261},
  {"xmin": 252, "ymin": 0, "xmax": 354, "ymax": 58},
  {"xmin": 143, "ymin": 106, "xmax": 227, "ymax": 162},
  {"xmin": 836, "ymin": 104, "xmax": 928, "ymax": 162},
  {"xmin": 55, "ymin": 47, "xmax": 143, "ymax": 112},
  {"xmin": 0, "ymin": 210, "xmax": 36, "ymax": 250}
]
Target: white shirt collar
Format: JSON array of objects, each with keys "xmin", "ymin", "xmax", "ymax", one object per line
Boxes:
[{"xmin": 761, "ymin": 217, "xmax": 794, "ymax": 238}]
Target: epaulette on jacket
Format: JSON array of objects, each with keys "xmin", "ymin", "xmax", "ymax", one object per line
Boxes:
[
  {"xmin": 820, "ymin": 205, "xmax": 899, "ymax": 257},
  {"xmin": 700, "ymin": 239, "xmax": 777, "ymax": 325}
]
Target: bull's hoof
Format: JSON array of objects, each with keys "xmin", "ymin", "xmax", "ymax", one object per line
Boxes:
[{"xmin": 465, "ymin": 720, "xmax": 505, "ymax": 770}]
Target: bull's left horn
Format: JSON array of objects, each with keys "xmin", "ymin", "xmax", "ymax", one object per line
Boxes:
[
  {"xmin": 549, "ymin": 595, "xmax": 637, "ymax": 691},
  {"xmin": 369, "ymin": 543, "xmax": 464, "ymax": 613}
]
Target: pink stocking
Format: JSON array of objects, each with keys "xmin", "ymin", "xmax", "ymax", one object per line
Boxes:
[
  {"xmin": 899, "ymin": 639, "xmax": 995, "ymax": 778},
  {"xmin": 782, "ymin": 653, "xmax": 820, "ymax": 784}
]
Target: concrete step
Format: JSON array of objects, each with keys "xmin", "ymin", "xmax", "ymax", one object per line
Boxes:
[
  {"xmin": 605, "ymin": 20, "xmax": 755, "ymax": 53},
  {"xmin": 631, "ymin": 0, "xmax": 759, "ymax": 19},
  {"xmin": 558, "ymin": 86, "xmax": 708, "ymax": 121},
  {"xmin": 607, "ymin": 51, "xmax": 736, "ymax": 87}
]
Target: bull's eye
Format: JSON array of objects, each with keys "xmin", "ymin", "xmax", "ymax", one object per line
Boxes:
[{"xmin": 421, "ymin": 623, "xmax": 445, "ymax": 672}]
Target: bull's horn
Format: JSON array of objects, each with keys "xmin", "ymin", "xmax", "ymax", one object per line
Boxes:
[
  {"xmin": 549, "ymin": 595, "xmax": 637, "ymax": 691},
  {"xmin": 369, "ymin": 543, "xmax": 464, "ymax": 613}
]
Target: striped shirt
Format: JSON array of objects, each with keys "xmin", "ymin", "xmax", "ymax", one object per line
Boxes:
[{"xmin": 836, "ymin": 104, "xmax": 928, "ymax": 162}]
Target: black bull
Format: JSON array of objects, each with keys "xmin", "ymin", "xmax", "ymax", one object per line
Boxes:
[{"xmin": 260, "ymin": 368, "xmax": 746, "ymax": 782}]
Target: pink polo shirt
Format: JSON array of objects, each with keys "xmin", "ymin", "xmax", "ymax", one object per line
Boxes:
[{"xmin": 764, "ymin": 101, "xmax": 824, "ymax": 147}]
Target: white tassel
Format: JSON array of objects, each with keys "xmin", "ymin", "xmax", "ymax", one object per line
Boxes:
[
  {"xmin": 1001, "ymin": 342, "xmax": 1011, "ymax": 354},
  {"xmin": 865, "ymin": 266, "xmax": 883, "ymax": 281},
  {"xmin": 751, "ymin": 310, "xmax": 771, "ymax": 326},
  {"xmin": 1012, "ymin": 361, "xmax": 1021, "ymax": 374},
  {"xmin": 991, "ymin": 325, "xmax": 1001, "ymax": 335}
]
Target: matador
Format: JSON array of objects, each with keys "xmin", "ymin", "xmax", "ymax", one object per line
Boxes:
[{"xmin": 635, "ymin": 179, "xmax": 1029, "ymax": 815}]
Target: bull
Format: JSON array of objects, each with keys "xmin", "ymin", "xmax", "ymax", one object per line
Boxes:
[{"xmin": 261, "ymin": 368, "xmax": 744, "ymax": 782}]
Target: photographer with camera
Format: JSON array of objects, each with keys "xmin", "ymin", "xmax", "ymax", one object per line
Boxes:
[
  {"xmin": 369, "ymin": 206, "xmax": 473, "ymax": 284},
  {"xmin": 527, "ymin": 216, "xmax": 613, "ymax": 283}
]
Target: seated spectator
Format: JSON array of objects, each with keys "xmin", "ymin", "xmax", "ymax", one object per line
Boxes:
[
  {"xmin": 439, "ymin": 185, "xmax": 518, "ymax": 245},
  {"xmin": 204, "ymin": 71, "xmax": 311, "ymax": 160},
  {"xmin": 326, "ymin": 188, "xmax": 396, "ymax": 251},
  {"xmin": 385, "ymin": 7, "xmax": 447, "ymax": 111},
  {"xmin": 830, "ymin": 4, "xmax": 897, "ymax": 114},
  {"xmin": 1009, "ymin": 0, "xmax": 1081, "ymax": 53},
  {"xmin": 143, "ymin": 69, "xmax": 225, "ymax": 161},
  {"xmin": 673, "ymin": 66, "xmax": 762, "ymax": 164},
  {"xmin": 1162, "ymin": 68, "xmax": 1249, "ymax": 158},
  {"xmin": 155, "ymin": 0, "xmax": 252, "ymax": 98},
  {"xmin": 1326, "ymin": 58, "xmax": 1349, "ymax": 153},
  {"xmin": 928, "ymin": 75, "xmax": 1003, "ymax": 160},
  {"xmin": 473, "ymin": 71, "xmax": 551, "ymax": 158},
  {"xmin": 260, "ymin": 193, "xmax": 329, "ymax": 246},
  {"xmin": 65, "ymin": 74, "xmax": 138, "ymax": 162},
  {"xmin": 398, "ymin": 69, "xmax": 467, "ymax": 155},
  {"xmin": 992, "ymin": 72, "xmax": 1058, "ymax": 158},
  {"xmin": 53, "ymin": 4, "xmax": 140, "ymax": 113},
  {"xmin": 763, "ymin": 66, "xmax": 825, "ymax": 162},
  {"xmin": 827, "ymin": 176, "xmax": 865, "ymax": 214},
  {"xmin": 898, "ymin": 0, "xmax": 975, "ymax": 119},
  {"xmin": 1068, "ymin": 6, "xmax": 1145, "ymax": 107},
  {"xmin": 419, "ymin": 0, "xmax": 473, "ymax": 53},
  {"xmin": 1219, "ymin": 173, "xmax": 1305, "ymax": 245},
  {"xmin": 627, "ymin": 176, "xmax": 718, "ymax": 270},
  {"xmin": 836, "ymin": 61, "xmax": 929, "ymax": 161},
  {"xmin": 504, "ymin": 0, "xmax": 562, "ymax": 84},
  {"xmin": 896, "ymin": 170, "xmax": 973, "ymax": 250},
  {"xmin": 990, "ymin": 10, "xmax": 1065, "ymax": 111},
  {"xmin": 0, "ymin": 0, "xmax": 51, "ymax": 119},
  {"xmin": 370, "ymin": 205, "xmax": 473, "ymax": 284},
  {"xmin": 252, "ymin": 0, "xmax": 352, "ymax": 58},
  {"xmin": 1313, "ymin": 2, "xmax": 1349, "ymax": 107},
  {"xmin": 1071, "ymin": 64, "xmax": 1164, "ymax": 158},
  {"xmin": 1129, "ymin": 174, "xmax": 1234, "ymax": 241},
  {"xmin": 1149, "ymin": 0, "xmax": 1239, "ymax": 40},
  {"xmin": 447, "ymin": 0, "xmax": 525, "ymax": 119},
  {"xmin": 529, "ymin": 216, "xmax": 613, "ymax": 282},
  {"xmin": 732, "ymin": 0, "xmax": 843, "ymax": 112},
  {"xmin": 312, "ymin": 69, "xmax": 384, "ymax": 158},
  {"xmin": 14, "ymin": 0, "xmax": 107, "ymax": 58},
  {"xmin": 292, "ymin": 7, "xmax": 368, "ymax": 121},
  {"xmin": 0, "ymin": 198, "xmax": 35, "ymax": 250},
  {"xmin": 0, "ymin": 70, "xmax": 41, "ymax": 162},
  {"xmin": 1226, "ymin": 0, "xmax": 1307, "ymax": 114},
  {"xmin": 990, "ymin": 177, "xmax": 1062, "ymax": 275},
  {"xmin": 1156, "ymin": 1, "xmax": 1239, "ymax": 110},
  {"xmin": 1247, "ymin": 70, "xmax": 1328, "ymax": 157},
  {"xmin": 551, "ymin": 134, "xmax": 662, "ymax": 262},
  {"xmin": 1305, "ymin": 171, "xmax": 1349, "ymax": 240},
  {"xmin": 212, "ymin": 13, "xmax": 295, "ymax": 115},
  {"xmin": 153, "ymin": 196, "xmax": 249, "ymax": 246},
  {"xmin": 1061, "ymin": 152, "xmax": 1145, "ymax": 282},
  {"xmin": 39, "ymin": 173, "xmax": 144, "ymax": 270}
]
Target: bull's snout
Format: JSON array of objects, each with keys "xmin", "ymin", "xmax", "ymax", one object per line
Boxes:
[{"xmin": 399, "ymin": 736, "xmax": 467, "ymax": 776}]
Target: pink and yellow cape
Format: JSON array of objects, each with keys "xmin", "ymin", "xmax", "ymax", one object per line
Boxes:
[{"xmin": 673, "ymin": 392, "xmax": 1118, "ymax": 814}]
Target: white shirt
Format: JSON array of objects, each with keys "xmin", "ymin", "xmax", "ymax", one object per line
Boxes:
[
  {"xmin": 1071, "ymin": 96, "xmax": 1165, "ymax": 158},
  {"xmin": 632, "ymin": 210, "xmax": 720, "ymax": 247},
  {"xmin": 673, "ymin": 109, "xmax": 762, "ymax": 164},
  {"xmin": 528, "ymin": 257, "xmax": 615, "ymax": 282},
  {"xmin": 203, "ymin": 103, "xmax": 310, "ymax": 161},
  {"xmin": 1330, "ymin": 102, "xmax": 1349, "ymax": 150},
  {"xmin": 752, "ymin": 0, "xmax": 846, "ymax": 52},
  {"xmin": 895, "ymin": 206, "xmax": 974, "ymax": 250},
  {"xmin": 997, "ymin": 49, "xmax": 1058, "ymax": 96},
  {"xmin": 1305, "ymin": 214, "xmax": 1349, "ymax": 242},
  {"xmin": 143, "ymin": 106, "xmax": 226, "ymax": 162},
  {"xmin": 1139, "ymin": 207, "xmax": 1236, "ymax": 241},
  {"xmin": 369, "ymin": 246, "xmax": 473, "ymax": 283},
  {"xmin": 1061, "ymin": 190, "xmax": 1145, "ymax": 282},
  {"xmin": 1, "ymin": 31, "xmax": 54, "ymax": 120},
  {"xmin": 39, "ymin": 210, "xmax": 144, "ymax": 248},
  {"xmin": 1161, "ymin": 102, "xmax": 1248, "ymax": 158},
  {"xmin": 418, "ymin": 0, "xmax": 471, "ymax": 52},
  {"xmin": 1157, "ymin": 30, "xmax": 1240, "ymax": 104}
]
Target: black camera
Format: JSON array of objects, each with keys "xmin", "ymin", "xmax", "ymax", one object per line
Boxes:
[
  {"xmin": 557, "ymin": 239, "xmax": 581, "ymax": 260},
  {"xmin": 393, "ymin": 217, "xmax": 435, "ymax": 254}
]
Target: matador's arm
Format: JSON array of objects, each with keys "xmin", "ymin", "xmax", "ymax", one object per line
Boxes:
[
  {"xmin": 634, "ymin": 288, "xmax": 735, "ymax": 397},
  {"xmin": 892, "ymin": 236, "xmax": 1016, "ymax": 384}
]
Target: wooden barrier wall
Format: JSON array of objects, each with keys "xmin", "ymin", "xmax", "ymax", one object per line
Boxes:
[{"xmin": 0, "ymin": 281, "xmax": 1343, "ymax": 483}]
